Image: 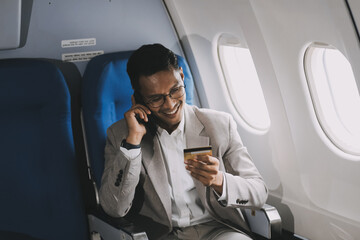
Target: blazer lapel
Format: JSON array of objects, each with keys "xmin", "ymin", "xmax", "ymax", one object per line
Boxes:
[
  {"xmin": 184, "ymin": 105, "xmax": 212, "ymax": 209},
  {"xmin": 184, "ymin": 105, "xmax": 210, "ymax": 149},
  {"xmin": 141, "ymin": 133, "xmax": 172, "ymax": 226}
]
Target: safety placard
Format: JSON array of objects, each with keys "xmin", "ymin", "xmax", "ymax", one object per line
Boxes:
[
  {"xmin": 61, "ymin": 38, "xmax": 96, "ymax": 48},
  {"xmin": 62, "ymin": 50, "xmax": 104, "ymax": 62}
]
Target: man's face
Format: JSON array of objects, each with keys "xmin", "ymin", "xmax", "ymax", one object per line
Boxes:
[{"xmin": 139, "ymin": 68, "xmax": 185, "ymax": 133}]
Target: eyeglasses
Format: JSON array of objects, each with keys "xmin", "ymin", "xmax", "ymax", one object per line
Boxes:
[{"xmin": 144, "ymin": 85, "xmax": 185, "ymax": 108}]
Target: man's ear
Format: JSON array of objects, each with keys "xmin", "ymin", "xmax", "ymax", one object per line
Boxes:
[{"xmin": 179, "ymin": 67, "xmax": 184, "ymax": 81}]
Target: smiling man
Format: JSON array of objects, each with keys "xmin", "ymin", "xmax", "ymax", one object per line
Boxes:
[{"xmin": 99, "ymin": 44, "xmax": 268, "ymax": 240}]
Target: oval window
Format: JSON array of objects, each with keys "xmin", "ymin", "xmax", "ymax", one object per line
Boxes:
[
  {"xmin": 304, "ymin": 43, "xmax": 360, "ymax": 155},
  {"xmin": 218, "ymin": 41, "xmax": 270, "ymax": 132}
]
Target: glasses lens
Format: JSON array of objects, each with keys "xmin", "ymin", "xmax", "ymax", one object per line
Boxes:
[
  {"xmin": 147, "ymin": 86, "xmax": 185, "ymax": 107},
  {"xmin": 148, "ymin": 97, "xmax": 164, "ymax": 107},
  {"xmin": 171, "ymin": 86, "xmax": 185, "ymax": 99}
]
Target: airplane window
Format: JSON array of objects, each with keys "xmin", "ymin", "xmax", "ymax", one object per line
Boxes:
[
  {"xmin": 218, "ymin": 44, "xmax": 270, "ymax": 131},
  {"xmin": 305, "ymin": 44, "xmax": 360, "ymax": 155}
]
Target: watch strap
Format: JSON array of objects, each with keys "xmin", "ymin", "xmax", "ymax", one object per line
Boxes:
[{"xmin": 121, "ymin": 139, "xmax": 141, "ymax": 150}]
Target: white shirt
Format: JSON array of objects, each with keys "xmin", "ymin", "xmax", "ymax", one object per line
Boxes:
[
  {"xmin": 157, "ymin": 116, "xmax": 213, "ymax": 227},
  {"xmin": 120, "ymin": 116, "xmax": 228, "ymax": 227}
]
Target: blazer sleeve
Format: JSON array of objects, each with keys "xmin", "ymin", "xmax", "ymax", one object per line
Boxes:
[
  {"xmin": 220, "ymin": 115, "xmax": 268, "ymax": 209},
  {"xmin": 99, "ymin": 126, "xmax": 142, "ymax": 217}
]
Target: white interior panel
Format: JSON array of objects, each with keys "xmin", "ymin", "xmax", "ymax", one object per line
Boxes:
[{"xmin": 165, "ymin": 0, "xmax": 360, "ymax": 239}]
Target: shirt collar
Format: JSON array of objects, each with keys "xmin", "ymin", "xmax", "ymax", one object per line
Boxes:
[{"xmin": 157, "ymin": 112, "xmax": 185, "ymax": 137}]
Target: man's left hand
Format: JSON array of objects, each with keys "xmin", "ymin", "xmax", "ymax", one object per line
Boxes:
[{"xmin": 185, "ymin": 155, "xmax": 223, "ymax": 194}]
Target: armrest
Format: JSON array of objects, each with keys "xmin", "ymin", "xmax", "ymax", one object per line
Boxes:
[
  {"xmin": 88, "ymin": 208, "xmax": 148, "ymax": 240},
  {"xmin": 88, "ymin": 208, "xmax": 169, "ymax": 240},
  {"xmin": 244, "ymin": 204, "xmax": 282, "ymax": 239},
  {"xmin": 88, "ymin": 214, "xmax": 147, "ymax": 240}
]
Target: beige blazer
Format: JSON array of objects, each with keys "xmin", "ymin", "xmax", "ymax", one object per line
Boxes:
[{"xmin": 99, "ymin": 104, "xmax": 268, "ymax": 238}]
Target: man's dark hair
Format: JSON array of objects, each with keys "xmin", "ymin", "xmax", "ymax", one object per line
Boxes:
[{"xmin": 127, "ymin": 43, "xmax": 179, "ymax": 92}]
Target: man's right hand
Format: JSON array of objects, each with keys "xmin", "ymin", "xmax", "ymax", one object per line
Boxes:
[{"xmin": 123, "ymin": 95, "xmax": 151, "ymax": 145}]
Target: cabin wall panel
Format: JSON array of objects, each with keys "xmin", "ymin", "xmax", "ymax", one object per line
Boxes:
[
  {"xmin": 165, "ymin": 0, "xmax": 360, "ymax": 239},
  {"xmin": 250, "ymin": 0, "xmax": 360, "ymax": 238}
]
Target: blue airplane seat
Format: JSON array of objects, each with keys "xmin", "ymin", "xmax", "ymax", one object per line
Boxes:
[
  {"xmin": 82, "ymin": 51, "xmax": 194, "ymax": 188},
  {"xmin": 81, "ymin": 51, "xmax": 195, "ymax": 239},
  {"xmin": 0, "ymin": 59, "xmax": 89, "ymax": 240}
]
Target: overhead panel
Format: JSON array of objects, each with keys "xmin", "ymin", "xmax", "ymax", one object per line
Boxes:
[{"xmin": 0, "ymin": 0, "xmax": 22, "ymax": 50}]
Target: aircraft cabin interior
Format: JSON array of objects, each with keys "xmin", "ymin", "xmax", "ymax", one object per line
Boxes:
[{"xmin": 1, "ymin": 0, "xmax": 360, "ymax": 240}]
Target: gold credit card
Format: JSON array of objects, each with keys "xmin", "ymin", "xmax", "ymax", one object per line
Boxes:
[{"xmin": 184, "ymin": 146, "xmax": 212, "ymax": 160}]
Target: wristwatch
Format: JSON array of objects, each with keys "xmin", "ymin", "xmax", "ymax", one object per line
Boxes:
[{"xmin": 121, "ymin": 139, "xmax": 141, "ymax": 150}]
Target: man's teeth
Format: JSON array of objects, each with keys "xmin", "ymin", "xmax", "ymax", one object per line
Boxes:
[{"xmin": 164, "ymin": 106, "xmax": 178, "ymax": 115}]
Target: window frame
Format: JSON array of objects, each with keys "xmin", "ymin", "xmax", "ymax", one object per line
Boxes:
[
  {"xmin": 304, "ymin": 43, "xmax": 360, "ymax": 156},
  {"xmin": 217, "ymin": 36, "xmax": 271, "ymax": 133}
]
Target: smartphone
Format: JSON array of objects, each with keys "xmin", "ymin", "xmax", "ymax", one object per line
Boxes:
[{"xmin": 133, "ymin": 91, "xmax": 157, "ymax": 136}]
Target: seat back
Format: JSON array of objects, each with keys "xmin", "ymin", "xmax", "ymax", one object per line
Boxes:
[
  {"xmin": 0, "ymin": 59, "xmax": 88, "ymax": 240},
  {"xmin": 82, "ymin": 51, "xmax": 195, "ymax": 188}
]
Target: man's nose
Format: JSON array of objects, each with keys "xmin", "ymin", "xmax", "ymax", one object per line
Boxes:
[{"xmin": 162, "ymin": 95, "xmax": 176, "ymax": 108}]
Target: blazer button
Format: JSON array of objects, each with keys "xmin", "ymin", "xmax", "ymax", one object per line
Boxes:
[
  {"xmin": 236, "ymin": 199, "xmax": 248, "ymax": 204},
  {"xmin": 115, "ymin": 180, "xmax": 120, "ymax": 187}
]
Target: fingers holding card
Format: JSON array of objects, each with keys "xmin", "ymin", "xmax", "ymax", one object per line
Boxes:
[{"xmin": 183, "ymin": 146, "xmax": 223, "ymax": 192}]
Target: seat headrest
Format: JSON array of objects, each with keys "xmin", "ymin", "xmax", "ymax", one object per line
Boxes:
[{"xmin": 0, "ymin": 59, "xmax": 70, "ymax": 111}]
